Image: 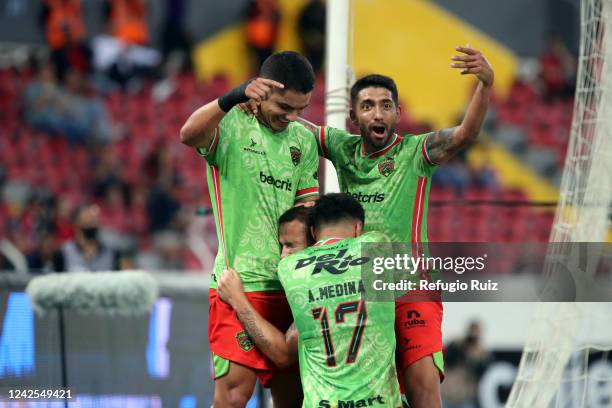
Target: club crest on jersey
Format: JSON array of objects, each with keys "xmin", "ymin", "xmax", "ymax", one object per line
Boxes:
[
  {"xmin": 290, "ymin": 146, "xmax": 302, "ymax": 166},
  {"xmin": 378, "ymin": 156, "xmax": 395, "ymax": 177},
  {"xmin": 236, "ymin": 330, "xmax": 254, "ymax": 352}
]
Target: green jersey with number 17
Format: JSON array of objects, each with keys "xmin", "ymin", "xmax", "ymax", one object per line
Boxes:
[
  {"xmin": 316, "ymin": 127, "xmax": 437, "ymax": 245},
  {"xmin": 197, "ymin": 107, "xmax": 319, "ymax": 292},
  {"xmin": 278, "ymin": 231, "xmax": 401, "ymax": 408}
]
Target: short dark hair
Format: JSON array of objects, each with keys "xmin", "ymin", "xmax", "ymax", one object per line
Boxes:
[
  {"xmin": 278, "ymin": 205, "xmax": 311, "ymax": 229},
  {"xmin": 278, "ymin": 205, "xmax": 314, "ymax": 245},
  {"xmin": 350, "ymin": 74, "xmax": 399, "ymax": 109},
  {"xmin": 308, "ymin": 193, "xmax": 365, "ymax": 232},
  {"xmin": 260, "ymin": 51, "xmax": 315, "ymax": 94}
]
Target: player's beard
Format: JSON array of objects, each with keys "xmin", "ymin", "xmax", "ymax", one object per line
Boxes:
[{"xmin": 360, "ymin": 123, "xmax": 395, "ymax": 152}]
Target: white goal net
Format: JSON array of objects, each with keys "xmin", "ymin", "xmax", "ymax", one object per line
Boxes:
[{"xmin": 507, "ymin": 0, "xmax": 612, "ymax": 407}]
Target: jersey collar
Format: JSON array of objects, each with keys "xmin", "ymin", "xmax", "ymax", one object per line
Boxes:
[
  {"xmin": 360, "ymin": 134, "xmax": 402, "ymax": 159},
  {"xmin": 313, "ymin": 237, "xmax": 345, "ymax": 246}
]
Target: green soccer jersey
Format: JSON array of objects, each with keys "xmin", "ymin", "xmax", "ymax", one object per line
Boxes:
[
  {"xmin": 197, "ymin": 107, "xmax": 319, "ymax": 291},
  {"xmin": 278, "ymin": 232, "xmax": 401, "ymax": 408},
  {"xmin": 316, "ymin": 127, "xmax": 437, "ymax": 244}
]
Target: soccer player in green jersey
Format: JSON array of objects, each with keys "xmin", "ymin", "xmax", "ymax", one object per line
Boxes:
[
  {"xmin": 296, "ymin": 46, "xmax": 495, "ymax": 408},
  {"xmin": 218, "ymin": 193, "xmax": 402, "ymax": 407},
  {"xmin": 180, "ymin": 51, "xmax": 320, "ymax": 407}
]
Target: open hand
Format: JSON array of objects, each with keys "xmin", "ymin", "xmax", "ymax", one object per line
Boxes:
[{"xmin": 451, "ymin": 45, "xmax": 494, "ymax": 88}]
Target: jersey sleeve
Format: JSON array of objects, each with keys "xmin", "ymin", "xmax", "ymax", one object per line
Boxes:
[
  {"xmin": 295, "ymin": 131, "xmax": 320, "ymax": 202},
  {"xmin": 195, "ymin": 107, "xmax": 238, "ymax": 169},
  {"xmin": 315, "ymin": 126, "xmax": 350, "ymax": 162},
  {"xmin": 408, "ymin": 132, "xmax": 438, "ymax": 177}
]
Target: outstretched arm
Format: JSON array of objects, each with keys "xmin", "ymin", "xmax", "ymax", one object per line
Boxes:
[
  {"xmin": 217, "ymin": 268, "xmax": 297, "ymax": 368},
  {"xmin": 180, "ymin": 78, "xmax": 284, "ymax": 149},
  {"xmin": 425, "ymin": 45, "xmax": 494, "ymax": 164}
]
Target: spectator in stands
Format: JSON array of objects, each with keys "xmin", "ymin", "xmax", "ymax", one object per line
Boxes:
[
  {"xmin": 92, "ymin": 0, "xmax": 160, "ymax": 88},
  {"xmin": 160, "ymin": 0, "xmax": 193, "ymax": 68},
  {"xmin": 298, "ymin": 0, "xmax": 325, "ymax": 74},
  {"xmin": 27, "ymin": 231, "xmax": 64, "ymax": 273},
  {"xmin": 105, "ymin": 0, "xmax": 149, "ymax": 46},
  {"xmin": 60, "ymin": 204, "xmax": 122, "ymax": 272},
  {"xmin": 23, "ymin": 64, "xmax": 114, "ymax": 144},
  {"xmin": 245, "ymin": 0, "xmax": 281, "ymax": 69},
  {"xmin": 432, "ymin": 154, "xmax": 471, "ymax": 196},
  {"xmin": 539, "ymin": 36, "xmax": 577, "ymax": 102},
  {"xmin": 441, "ymin": 321, "xmax": 491, "ymax": 408},
  {"xmin": 40, "ymin": 0, "xmax": 91, "ymax": 82},
  {"xmin": 53, "ymin": 197, "xmax": 75, "ymax": 243},
  {"xmin": 62, "ymin": 68, "xmax": 115, "ymax": 143},
  {"xmin": 22, "ymin": 62, "xmax": 68, "ymax": 136},
  {"xmin": 146, "ymin": 176, "xmax": 180, "ymax": 234}
]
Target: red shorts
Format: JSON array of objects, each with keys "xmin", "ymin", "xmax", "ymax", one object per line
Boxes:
[
  {"xmin": 208, "ymin": 288, "xmax": 295, "ymax": 386},
  {"xmin": 395, "ymin": 300, "xmax": 444, "ymax": 386}
]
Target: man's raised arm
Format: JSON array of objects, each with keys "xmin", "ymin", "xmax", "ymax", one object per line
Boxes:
[
  {"xmin": 425, "ymin": 45, "xmax": 494, "ymax": 165},
  {"xmin": 180, "ymin": 78, "xmax": 284, "ymax": 149},
  {"xmin": 217, "ymin": 268, "xmax": 297, "ymax": 368}
]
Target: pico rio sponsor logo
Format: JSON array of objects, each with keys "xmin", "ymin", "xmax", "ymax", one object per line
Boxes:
[{"xmin": 259, "ymin": 171, "xmax": 292, "ymax": 191}]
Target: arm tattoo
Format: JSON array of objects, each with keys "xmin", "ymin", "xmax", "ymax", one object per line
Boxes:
[
  {"xmin": 238, "ymin": 309, "xmax": 272, "ymax": 351},
  {"xmin": 425, "ymin": 127, "xmax": 456, "ymax": 164}
]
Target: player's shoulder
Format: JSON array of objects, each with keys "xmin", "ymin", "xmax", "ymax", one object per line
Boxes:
[
  {"xmin": 325, "ymin": 126, "xmax": 360, "ymax": 143},
  {"xmin": 218, "ymin": 106, "xmax": 253, "ymax": 132},
  {"xmin": 279, "ymin": 246, "xmax": 314, "ymax": 269},
  {"xmin": 223, "ymin": 105, "xmax": 248, "ymax": 121},
  {"xmin": 278, "ymin": 247, "xmax": 316, "ymax": 283},
  {"xmin": 399, "ymin": 132, "xmax": 433, "ymax": 148},
  {"xmin": 357, "ymin": 231, "xmax": 391, "ymax": 244},
  {"xmin": 287, "ymin": 121, "xmax": 319, "ymax": 150},
  {"xmin": 394, "ymin": 132, "xmax": 433, "ymax": 159}
]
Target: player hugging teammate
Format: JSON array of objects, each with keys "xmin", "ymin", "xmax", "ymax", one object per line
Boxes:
[{"xmin": 183, "ymin": 45, "xmax": 494, "ymax": 407}]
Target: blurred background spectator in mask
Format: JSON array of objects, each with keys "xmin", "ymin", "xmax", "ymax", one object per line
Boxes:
[{"xmin": 60, "ymin": 204, "xmax": 122, "ymax": 272}]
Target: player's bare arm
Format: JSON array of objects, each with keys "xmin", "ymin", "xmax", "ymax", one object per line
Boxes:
[
  {"xmin": 425, "ymin": 45, "xmax": 494, "ymax": 164},
  {"xmin": 285, "ymin": 322, "xmax": 299, "ymax": 357},
  {"xmin": 217, "ymin": 268, "xmax": 297, "ymax": 368},
  {"xmin": 180, "ymin": 78, "xmax": 284, "ymax": 149}
]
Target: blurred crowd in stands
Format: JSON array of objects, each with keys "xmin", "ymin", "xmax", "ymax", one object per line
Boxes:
[{"xmin": 0, "ymin": 0, "xmax": 577, "ymax": 273}]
